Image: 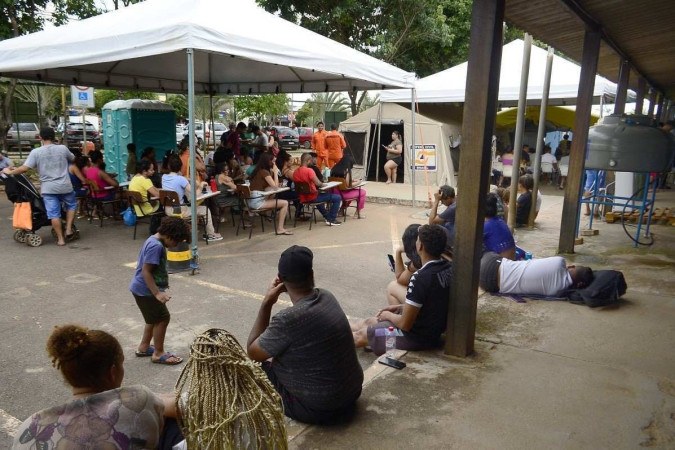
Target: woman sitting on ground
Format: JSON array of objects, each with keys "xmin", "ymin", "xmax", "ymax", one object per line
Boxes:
[
  {"xmin": 330, "ymin": 153, "xmax": 367, "ymax": 219},
  {"xmin": 13, "ymin": 324, "xmax": 181, "ymax": 449},
  {"xmin": 515, "ymin": 174, "xmax": 532, "ymax": 227},
  {"xmin": 483, "ymin": 192, "xmax": 516, "ymax": 260},
  {"xmin": 248, "ymin": 152, "xmax": 292, "ymax": 235},
  {"xmin": 84, "ymin": 150, "xmax": 119, "ymax": 201},
  {"xmin": 385, "ymin": 223, "xmax": 423, "ymax": 306}
]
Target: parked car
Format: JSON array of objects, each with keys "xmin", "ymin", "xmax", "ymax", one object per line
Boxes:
[
  {"xmin": 176, "ymin": 124, "xmax": 186, "ymax": 144},
  {"xmin": 61, "ymin": 122, "xmax": 101, "ymax": 149},
  {"xmin": 269, "ymin": 126, "xmax": 299, "ymax": 150},
  {"xmin": 6, "ymin": 123, "xmax": 40, "ymax": 150},
  {"xmin": 297, "ymin": 127, "xmax": 313, "ymax": 149},
  {"xmin": 208, "ymin": 122, "xmax": 227, "ymax": 143}
]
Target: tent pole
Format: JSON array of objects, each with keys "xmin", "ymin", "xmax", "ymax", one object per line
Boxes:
[
  {"xmin": 507, "ymin": 33, "xmax": 532, "ymax": 230},
  {"xmin": 411, "ymin": 88, "xmax": 416, "ymax": 206},
  {"xmin": 528, "ymin": 46, "xmax": 554, "ymax": 227},
  {"xmin": 375, "ymin": 103, "xmax": 382, "ymax": 181},
  {"xmin": 208, "ymin": 53, "xmax": 216, "ymax": 150},
  {"xmin": 187, "ymin": 48, "xmax": 199, "ymax": 264}
]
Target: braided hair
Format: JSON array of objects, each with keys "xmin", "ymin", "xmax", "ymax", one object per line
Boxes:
[{"xmin": 175, "ymin": 329, "xmax": 287, "ymax": 449}]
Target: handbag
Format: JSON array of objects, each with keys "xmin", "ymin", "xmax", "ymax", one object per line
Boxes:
[
  {"xmin": 13, "ymin": 202, "xmax": 33, "ymax": 230},
  {"xmin": 122, "ymin": 206, "xmax": 137, "ymax": 227}
]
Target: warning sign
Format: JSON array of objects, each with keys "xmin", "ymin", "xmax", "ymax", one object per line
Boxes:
[{"xmin": 412, "ymin": 144, "xmax": 437, "ymax": 172}]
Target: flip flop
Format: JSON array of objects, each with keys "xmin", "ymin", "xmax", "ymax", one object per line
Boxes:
[
  {"xmin": 135, "ymin": 346, "xmax": 155, "ymax": 357},
  {"xmin": 152, "ymin": 353, "xmax": 183, "ymax": 365},
  {"xmin": 275, "ymin": 230, "xmax": 293, "ymax": 235}
]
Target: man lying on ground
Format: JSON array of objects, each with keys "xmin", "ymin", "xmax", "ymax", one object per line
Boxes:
[
  {"xmin": 479, "ymin": 251, "xmax": 594, "ymax": 297},
  {"xmin": 353, "ymin": 224, "xmax": 453, "ymax": 355}
]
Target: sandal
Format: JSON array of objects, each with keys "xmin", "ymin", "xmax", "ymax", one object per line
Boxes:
[
  {"xmin": 135, "ymin": 346, "xmax": 155, "ymax": 357},
  {"xmin": 151, "ymin": 353, "xmax": 183, "ymax": 365}
]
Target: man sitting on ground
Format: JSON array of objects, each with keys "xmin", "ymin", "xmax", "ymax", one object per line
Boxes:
[
  {"xmin": 247, "ymin": 245, "xmax": 363, "ymax": 424},
  {"xmin": 428, "ymin": 185, "xmax": 456, "ymax": 239},
  {"xmin": 479, "ymin": 251, "xmax": 593, "ymax": 297},
  {"xmin": 353, "ymin": 224, "xmax": 453, "ymax": 355},
  {"xmin": 293, "ymin": 152, "xmax": 343, "ymax": 226}
]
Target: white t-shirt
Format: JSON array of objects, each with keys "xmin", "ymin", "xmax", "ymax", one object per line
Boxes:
[
  {"xmin": 541, "ymin": 153, "xmax": 557, "ymax": 164},
  {"xmin": 499, "ymin": 256, "xmax": 572, "ymax": 296}
]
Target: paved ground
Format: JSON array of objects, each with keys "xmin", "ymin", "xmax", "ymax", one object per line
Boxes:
[{"xmin": 0, "ymin": 182, "xmax": 673, "ymax": 448}]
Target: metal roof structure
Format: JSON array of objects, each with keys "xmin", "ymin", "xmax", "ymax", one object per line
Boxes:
[{"xmin": 504, "ymin": 0, "xmax": 675, "ymax": 104}]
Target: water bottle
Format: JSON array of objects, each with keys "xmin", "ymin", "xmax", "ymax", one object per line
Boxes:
[
  {"xmin": 322, "ymin": 167, "xmax": 330, "ymax": 181},
  {"xmin": 385, "ymin": 326, "xmax": 396, "ymax": 359},
  {"xmin": 525, "ymin": 251, "xmax": 533, "ymax": 260}
]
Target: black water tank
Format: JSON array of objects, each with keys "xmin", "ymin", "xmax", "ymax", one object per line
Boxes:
[{"xmin": 586, "ymin": 115, "xmax": 674, "ymax": 172}]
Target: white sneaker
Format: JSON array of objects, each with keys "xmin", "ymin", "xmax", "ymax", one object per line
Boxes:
[
  {"xmin": 205, "ymin": 234, "xmax": 224, "ymax": 241},
  {"xmin": 325, "ymin": 220, "xmax": 342, "ymax": 226}
]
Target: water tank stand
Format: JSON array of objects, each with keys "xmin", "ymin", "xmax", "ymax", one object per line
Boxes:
[{"xmin": 577, "ymin": 171, "xmax": 657, "ymax": 247}]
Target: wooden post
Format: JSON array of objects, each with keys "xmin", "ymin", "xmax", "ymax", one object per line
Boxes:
[
  {"xmin": 613, "ymin": 60, "xmax": 630, "ymax": 114},
  {"xmin": 635, "ymin": 78, "xmax": 646, "ymax": 115},
  {"xmin": 445, "ymin": 0, "xmax": 504, "ymax": 357},
  {"xmin": 558, "ymin": 28, "xmax": 601, "ymax": 254},
  {"xmin": 647, "ymin": 90, "xmax": 656, "ymax": 117}
]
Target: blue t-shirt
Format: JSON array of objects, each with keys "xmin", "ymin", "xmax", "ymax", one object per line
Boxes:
[
  {"xmin": 162, "ymin": 173, "xmax": 189, "ymax": 201},
  {"xmin": 129, "ymin": 236, "xmax": 168, "ymax": 296},
  {"xmin": 483, "ymin": 217, "xmax": 515, "ymax": 254}
]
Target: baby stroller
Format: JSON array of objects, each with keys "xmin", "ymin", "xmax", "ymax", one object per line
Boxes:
[{"xmin": 1, "ymin": 173, "xmax": 79, "ymax": 247}]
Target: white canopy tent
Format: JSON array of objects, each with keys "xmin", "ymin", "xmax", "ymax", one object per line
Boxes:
[
  {"xmin": 380, "ymin": 39, "xmax": 627, "ymax": 105},
  {"xmin": 0, "ymin": 0, "xmax": 414, "ymax": 259},
  {"xmin": 0, "ymin": 0, "xmax": 415, "ymax": 94}
]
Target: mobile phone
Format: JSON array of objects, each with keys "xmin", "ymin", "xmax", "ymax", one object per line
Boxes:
[
  {"xmin": 379, "ymin": 356, "xmax": 406, "ymax": 370},
  {"xmin": 387, "ymin": 254, "xmax": 395, "ymax": 272}
]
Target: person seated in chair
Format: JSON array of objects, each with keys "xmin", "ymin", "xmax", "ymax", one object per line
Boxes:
[
  {"xmin": 352, "ymin": 224, "xmax": 453, "ymax": 355},
  {"xmin": 161, "ymin": 155, "xmax": 223, "ymax": 241},
  {"xmin": 84, "ymin": 150, "xmax": 119, "ymax": 201},
  {"xmin": 329, "ymin": 153, "xmax": 367, "ymax": 219},
  {"xmin": 293, "ymin": 152, "xmax": 342, "ymax": 226},
  {"xmin": 479, "ymin": 252, "xmax": 593, "ymax": 297},
  {"xmin": 248, "ymin": 152, "xmax": 292, "ymax": 236}
]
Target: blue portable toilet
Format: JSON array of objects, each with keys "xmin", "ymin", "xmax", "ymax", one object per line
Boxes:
[{"xmin": 102, "ymin": 100, "xmax": 176, "ymax": 177}]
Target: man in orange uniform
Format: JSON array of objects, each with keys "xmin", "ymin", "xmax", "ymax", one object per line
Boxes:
[
  {"xmin": 311, "ymin": 121, "xmax": 328, "ymax": 169},
  {"xmin": 324, "ymin": 124, "xmax": 346, "ymax": 168}
]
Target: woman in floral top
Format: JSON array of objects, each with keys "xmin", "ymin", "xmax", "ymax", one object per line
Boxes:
[{"xmin": 13, "ymin": 324, "xmax": 179, "ymax": 449}]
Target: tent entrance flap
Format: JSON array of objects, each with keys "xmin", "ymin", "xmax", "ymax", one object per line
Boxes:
[
  {"xmin": 343, "ymin": 132, "xmax": 367, "ymax": 166},
  {"xmin": 366, "ymin": 123, "xmax": 404, "ymax": 183}
]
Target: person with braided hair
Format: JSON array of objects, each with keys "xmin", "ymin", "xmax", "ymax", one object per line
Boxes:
[
  {"xmin": 247, "ymin": 245, "xmax": 363, "ymax": 424},
  {"xmin": 13, "ymin": 324, "xmax": 181, "ymax": 449},
  {"xmin": 173, "ymin": 328, "xmax": 287, "ymax": 450}
]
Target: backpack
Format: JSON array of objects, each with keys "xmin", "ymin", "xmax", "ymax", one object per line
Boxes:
[{"xmin": 567, "ymin": 270, "xmax": 627, "ymax": 307}]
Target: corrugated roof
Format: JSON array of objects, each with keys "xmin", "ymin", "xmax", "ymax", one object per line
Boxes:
[{"xmin": 504, "ymin": 0, "xmax": 675, "ymax": 101}]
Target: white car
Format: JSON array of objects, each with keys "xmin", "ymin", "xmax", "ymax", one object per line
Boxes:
[{"xmin": 176, "ymin": 124, "xmax": 186, "ymax": 144}]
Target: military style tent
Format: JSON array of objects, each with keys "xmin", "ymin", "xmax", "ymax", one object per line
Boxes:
[{"xmin": 339, "ymin": 103, "xmax": 458, "ymax": 187}]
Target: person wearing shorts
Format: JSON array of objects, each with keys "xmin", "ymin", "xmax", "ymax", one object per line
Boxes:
[
  {"xmin": 129, "ymin": 216, "xmax": 190, "ymax": 365},
  {"xmin": 2, "ymin": 127, "xmax": 77, "ymax": 246},
  {"xmin": 352, "ymin": 224, "xmax": 453, "ymax": 355}
]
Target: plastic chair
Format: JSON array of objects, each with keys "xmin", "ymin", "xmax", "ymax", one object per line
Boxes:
[
  {"xmin": 540, "ymin": 161, "xmax": 554, "ymax": 184},
  {"xmin": 235, "ymin": 185, "xmax": 277, "ymax": 239}
]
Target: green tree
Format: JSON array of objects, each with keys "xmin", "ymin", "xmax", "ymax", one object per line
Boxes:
[
  {"xmin": 296, "ymin": 93, "xmax": 349, "ymax": 126},
  {"xmin": 165, "ymin": 94, "xmax": 188, "ymax": 120},
  {"xmin": 257, "ymin": 0, "xmax": 474, "ymax": 115},
  {"xmin": 233, "ymin": 94, "xmax": 289, "ymax": 125},
  {"xmin": 94, "ymin": 89, "xmax": 157, "ymax": 111}
]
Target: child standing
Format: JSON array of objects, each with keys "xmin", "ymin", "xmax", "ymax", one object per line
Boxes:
[{"xmin": 129, "ymin": 216, "xmax": 190, "ymax": 365}]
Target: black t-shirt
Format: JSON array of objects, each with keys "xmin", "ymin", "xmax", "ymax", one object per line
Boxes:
[
  {"xmin": 404, "ymin": 259, "xmax": 453, "ymax": 344},
  {"xmin": 516, "ymin": 191, "xmax": 532, "ymax": 226}
]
